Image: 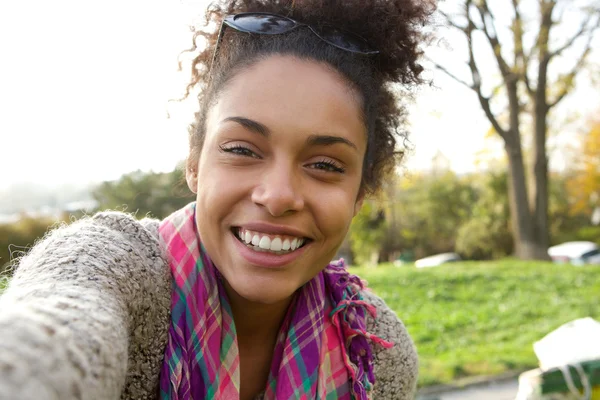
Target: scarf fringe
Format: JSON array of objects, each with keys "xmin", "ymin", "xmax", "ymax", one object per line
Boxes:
[{"xmin": 325, "ymin": 259, "xmax": 395, "ymax": 399}]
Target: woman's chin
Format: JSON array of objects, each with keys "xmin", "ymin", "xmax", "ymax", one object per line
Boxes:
[{"xmin": 227, "ymin": 275, "xmax": 297, "ymax": 306}]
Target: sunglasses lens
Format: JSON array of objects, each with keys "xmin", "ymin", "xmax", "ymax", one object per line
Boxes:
[
  {"xmin": 229, "ymin": 14, "xmax": 297, "ymax": 34},
  {"xmin": 315, "ymin": 25, "xmax": 378, "ymax": 54},
  {"xmin": 222, "ymin": 13, "xmax": 379, "ymax": 55}
]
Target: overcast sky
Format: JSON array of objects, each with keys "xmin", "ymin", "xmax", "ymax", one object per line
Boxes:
[{"xmin": 0, "ymin": 0, "xmax": 598, "ymax": 190}]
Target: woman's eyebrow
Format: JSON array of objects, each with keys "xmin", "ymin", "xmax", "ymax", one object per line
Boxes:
[
  {"xmin": 221, "ymin": 117, "xmax": 358, "ymax": 150},
  {"xmin": 222, "ymin": 116, "xmax": 270, "ymax": 137},
  {"xmin": 306, "ymin": 134, "xmax": 358, "ymax": 150}
]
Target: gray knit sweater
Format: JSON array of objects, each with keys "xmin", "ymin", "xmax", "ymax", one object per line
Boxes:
[{"xmin": 0, "ymin": 211, "xmax": 418, "ymax": 400}]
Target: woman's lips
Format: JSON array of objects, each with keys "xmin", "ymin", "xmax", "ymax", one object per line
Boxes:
[{"xmin": 231, "ymin": 230, "xmax": 309, "ymax": 268}]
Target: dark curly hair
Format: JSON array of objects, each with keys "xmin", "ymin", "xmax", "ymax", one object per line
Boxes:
[{"xmin": 184, "ymin": 0, "xmax": 434, "ymax": 195}]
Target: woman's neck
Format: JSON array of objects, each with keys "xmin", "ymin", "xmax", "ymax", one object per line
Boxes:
[
  {"xmin": 224, "ymin": 282, "xmax": 295, "ymax": 347},
  {"xmin": 223, "ymin": 283, "xmax": 296, "ymax": 400}
]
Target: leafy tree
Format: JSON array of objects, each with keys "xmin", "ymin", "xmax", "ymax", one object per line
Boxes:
[
  {"xmin": 382, "ymin": 170, "xmax": 478, "ymax": 260},
  {"xmin": 566, "ymin": 118, "xmax": 600, "ymax": 217},
  {"xmin": 349, "ymin": 201, "xmax": 387, "ymax": 266},
  {"xmin": 92, "ymin": 168, "xmax": 195, "ymax": 220},
  {"xmin": 456, "ymin": 171, "xmax": 513, "ymax": 259},
  {"xmin": 548, "ymin": 172, "xmax": 591, "ymax": 244},
  {"xmin": 435, "ymin": 0, "xmax": 600, "ymax": 259}
]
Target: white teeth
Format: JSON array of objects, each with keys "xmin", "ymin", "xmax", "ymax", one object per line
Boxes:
[
  {"xmin": 237, "ymin": 229, "xmax": 307, "ymax": 254},
  {"xmin": 270, "ymin": 237, "xmax": 282, "ymax": 251},
  {"xmin": 259, "ymin": 236, "xmax": 271, "ymax": 250}
]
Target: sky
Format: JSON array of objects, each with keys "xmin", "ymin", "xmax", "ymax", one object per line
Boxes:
[{"xmin": 0, "ymin": 0, "xmax": 598, "ymax": 190}]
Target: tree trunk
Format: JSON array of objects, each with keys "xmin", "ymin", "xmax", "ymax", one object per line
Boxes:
[
  {"xmin": 531, "ymin": 106, "xmax": 551, "ymax": 259},
  {"xmin": 505, "ymin": 141, "xmax": 539, "ymax": 259},
  {"xmin": 504, "ymin": 79, "xmax": 541, "ymax": 259},
  {"xmin": 503, "ymin": 76, "xmax": 550, "ymax": 260},
  {"xmin": 530, "ymin": 57, "xmax": 552, "ymax": 260}
]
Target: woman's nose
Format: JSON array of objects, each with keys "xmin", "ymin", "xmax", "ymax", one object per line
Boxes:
[{"xmin": 251, "ymin": 163, "xmax": 305, "ymax": 217}]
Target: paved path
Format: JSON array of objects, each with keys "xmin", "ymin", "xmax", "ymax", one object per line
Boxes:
[{"xmin": 418, "ymin": 378, "xmax": 519, "ymax": 400}]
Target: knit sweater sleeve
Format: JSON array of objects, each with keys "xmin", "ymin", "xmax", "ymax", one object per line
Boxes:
[
  {"xmin": 364, "ymin": 290, "xmax": 419, "ymax": 400},
  {"xmin": 0, "ymin": 212, "xmax": 171, "ymax": 400}
]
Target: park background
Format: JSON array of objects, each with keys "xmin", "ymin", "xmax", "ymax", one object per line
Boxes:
[{"xmin": 1, "ymin": 0, "xmax": 599, "ymax": 392}]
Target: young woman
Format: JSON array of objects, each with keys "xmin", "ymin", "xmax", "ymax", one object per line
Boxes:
[{"xmin": 0, "ymin": 1, "xmax": 433, "ymax": 399}]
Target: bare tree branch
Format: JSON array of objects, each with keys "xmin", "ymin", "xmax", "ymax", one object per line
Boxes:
[
  {"xmin": 475, "ymin": 92, "xmax": 508, "ymax": 142},
  {"xmin": 549, "ymin": 14, "xmax": 596, "ymax": 59},
  {"xmin": 548, "ymin": 35, "xmax": 594, "ymax": 109},
  {"xmin": 546, "ymin": 6, "xmax": 599, "ymax": 109},
  {"xmin": 430, "ymin": 60, "xmax": 474, "ymax": 90},
  {"xmin": 438, "ymin": 9, "xmax": 469, "ymax": 33},
  {"xmin": 511, "ymin": 0, "xmax": 534, "ymax": 96},
  {"xmin": 464, "ymin": 0, "xmax": 509, "ymax": 141},
  {"xmin": 475, "ymin": 0, "xmax": 513, "ymax": 79},
  {"xmin": 535, "ymin": 0, "xmax": 556, "ymax": 62}
]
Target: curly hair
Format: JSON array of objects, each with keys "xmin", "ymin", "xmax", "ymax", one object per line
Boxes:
[{"xmin": 184, "ymin": 0, "xmax": 434, "ymax": 195}]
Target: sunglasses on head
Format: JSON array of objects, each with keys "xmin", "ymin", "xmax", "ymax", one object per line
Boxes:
[{"xmin": 210, "ymin": 12, "xmax": 379, "ymax": 72}]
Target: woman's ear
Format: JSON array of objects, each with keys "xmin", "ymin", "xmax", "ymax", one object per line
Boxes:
[{"xmin": 186, "ymin": 167, "xmax": 198, "ymax": 194}]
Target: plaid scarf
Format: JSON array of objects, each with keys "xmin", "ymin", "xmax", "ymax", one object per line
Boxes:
[{"xmin": 158, "ymin": 203, "xmax": 393, "ymax": 399}]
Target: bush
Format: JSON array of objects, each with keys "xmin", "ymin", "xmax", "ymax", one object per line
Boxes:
[
  {"xmin": 574, "ymin": 226, "xmax": 600, "ymax": 244},
  {"xmin": 349, "ymin": 201, "xmax": 387, "ymax": 266},
  {"xmin": 456, "ymin": 217, "xmax": 513, "ymax": 259},
  {"xmin": 455, "ymin": 171, "xmax": 512, "ymax": 259},
  {"xmin": 0, "ymin": 215, "xmax": 65, "ymax": 274}
]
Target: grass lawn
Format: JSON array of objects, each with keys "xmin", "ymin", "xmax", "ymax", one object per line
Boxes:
[{"xmin": 352, "ymin": 260, "xmax": 600, "ymax": 388}]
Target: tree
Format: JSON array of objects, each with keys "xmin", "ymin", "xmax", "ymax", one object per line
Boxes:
[
  {"xmin": 456, "ymin": 171, "xmax": 513, "ymax": 259},
  {"xmin": 435, "ymin": 0, "xmax": 600, "ymax": 259},
  {"xmin": 92, "ymin": 168, "xmax": 195, "ymax": 220},
  {"xmin": 349, "ymin": 201, "xmax": 387, "ymax": 266},
  {"xmin": 548, "ymin": 172, "xmax": 595, "ymax": 244},
  {"xmin": 566, "ymin": 118, "xmax": 600, "ymax": 218},
  {"xmin": 380, "ymin": 170, "xmax": 477, "ymax": 260}
]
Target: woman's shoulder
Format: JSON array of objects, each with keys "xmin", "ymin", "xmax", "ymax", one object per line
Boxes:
[{"xmin": 361, "ymin": 289, "xmax": 419, "ymax": 400}]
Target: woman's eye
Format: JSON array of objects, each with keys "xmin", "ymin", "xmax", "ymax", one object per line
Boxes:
[
  {"xmin": 220, "ymin": 145, "xmax": 260, "ymax": 158},
  {"xmin": 310, "ymin": 160, "xmax": 346, "ymax": 174}
]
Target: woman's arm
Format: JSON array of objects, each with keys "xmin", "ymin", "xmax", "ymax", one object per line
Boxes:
[
  {"xmin": 364, "ymin": 290, "xmax": 419, "ymax": 400},
  {"xmin": 0, "ymin": 212, "xmax": 171, "ymax": 400}
]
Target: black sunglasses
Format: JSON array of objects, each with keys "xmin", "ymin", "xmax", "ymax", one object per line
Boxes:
[{"xmin": 210, "ymin": 12, "xmax": 379, "ymax": 71}]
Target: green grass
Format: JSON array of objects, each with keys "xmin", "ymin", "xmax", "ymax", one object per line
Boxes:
[
  {"xmin": 352, "ymin": 260, "xmax": 600, "ymax": 388},
  {"xmin": 0, "ymin": 276, "xmax": 7, "ymax": 293}
]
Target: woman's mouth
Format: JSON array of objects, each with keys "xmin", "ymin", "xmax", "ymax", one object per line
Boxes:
[{"xmin": 232, "ymin": 227, "xmax": 309, "ymax": 255}]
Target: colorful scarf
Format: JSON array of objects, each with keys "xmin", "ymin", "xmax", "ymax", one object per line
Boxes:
[{"xmin": 158, "ymin": 203, "xmax": 393, "ymax": 399}]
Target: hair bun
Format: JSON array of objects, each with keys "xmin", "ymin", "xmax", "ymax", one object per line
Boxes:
[{"xmin": 204, "ymin": 0, "xmax": 434, "ymax": 84}]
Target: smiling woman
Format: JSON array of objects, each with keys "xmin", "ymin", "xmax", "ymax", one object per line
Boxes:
[
  {"xmin": 191, "ymin": 56, "xmax": 366, "ymax": 308},
  {"xmin": 0, "ymin": 1, "xmax": 434, "ymax": 399}
]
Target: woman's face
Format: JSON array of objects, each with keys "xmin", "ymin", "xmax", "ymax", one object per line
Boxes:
[{"xmin": 188, "ymin": 55, "xmax": 366, "ymax": 305}]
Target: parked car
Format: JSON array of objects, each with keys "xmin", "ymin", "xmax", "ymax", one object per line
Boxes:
[
  {"xmin": 548, "ymin": 241, "xmax": 600, "ymax": 266},
  {"xmin": 414, "ymin": 252, "xmax": 461, "ymax": 268}
]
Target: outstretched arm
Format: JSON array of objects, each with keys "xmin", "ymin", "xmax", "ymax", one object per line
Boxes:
[{"xmin": 0, "ymin": 212, "xmax": 171, "ymax": 400}]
